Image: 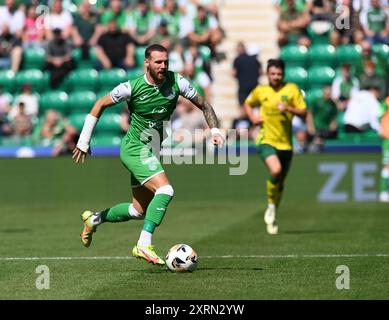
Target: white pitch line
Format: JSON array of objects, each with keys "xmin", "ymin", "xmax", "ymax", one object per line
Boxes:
[{"xmin": 1, "ymin": 254, "xmax": 389, "ymax": 261}]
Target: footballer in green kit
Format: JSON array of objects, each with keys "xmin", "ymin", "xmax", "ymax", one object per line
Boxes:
[{"xmin": 72, "ymin": 44, "xmax": 224, "ymax": 265}]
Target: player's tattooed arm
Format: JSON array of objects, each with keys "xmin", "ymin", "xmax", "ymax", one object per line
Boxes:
[{"xmin": 189, "ymin": 93, "xmax": 219, "ymax": 128}]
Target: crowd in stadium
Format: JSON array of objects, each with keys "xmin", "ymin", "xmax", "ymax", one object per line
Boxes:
[
  {"xmin": 232, "ymin": 0, "xmax": 388, "ymax": 153},
  {"xmin": 0, "ymin": 0, "xmax": 223, "ymax": 154},
  {"xmin": 276, "ymin": 0, "xmax": 388, "ymax": 153},
  {"xmin": 0, "ymin": 0, "xmax": 388, "ymax": 155}
]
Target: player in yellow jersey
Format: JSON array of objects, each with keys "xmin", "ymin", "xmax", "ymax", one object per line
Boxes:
[{"xmin": 244, "ymin": 59, "xmax": 307, "ymax": 235}]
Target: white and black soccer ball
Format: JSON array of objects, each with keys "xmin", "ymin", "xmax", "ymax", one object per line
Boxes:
[{"xmin": 166, "ymin": 244, "xmax": 198, "ymax": 272}]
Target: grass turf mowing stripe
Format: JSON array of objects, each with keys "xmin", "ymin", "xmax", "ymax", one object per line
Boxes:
[{"xmin": 1, "ymin": 253, "xmax": 389, "ymax": 261}]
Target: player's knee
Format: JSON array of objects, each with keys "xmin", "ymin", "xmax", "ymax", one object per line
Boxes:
[
  {"xmin": 155, "ymin": 184, "xmax": 174, "ymax": 197},
  {"xmin": 270, "ymin": 166, "xmax": 282, "ymax": 178}
]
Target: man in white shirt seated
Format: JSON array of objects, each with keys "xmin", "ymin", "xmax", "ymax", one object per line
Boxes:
[{"xmin": 343, "ymin": 85, "xmax": 381, "ymax": 133}]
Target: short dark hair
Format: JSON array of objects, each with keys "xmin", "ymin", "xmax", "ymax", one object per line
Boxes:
[
  {"xmin": 145, "ymin": 44, "xmax": 168, "ymax": 59},
  {"xmin": 267, "ymin": 59, "xmax": 285, "ymax": 73}
]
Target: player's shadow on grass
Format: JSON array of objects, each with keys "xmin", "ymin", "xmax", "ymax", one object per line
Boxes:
[
  {"xmin": 141, "ymin": 267, "xmax": 264, "ymax": 273},
  {"xmin": 282, "ymin": 229, "xmax": 337, "ymax": 235}
]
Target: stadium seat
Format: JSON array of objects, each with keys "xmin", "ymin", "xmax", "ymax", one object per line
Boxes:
[
  {"xmin": 135, "ymin": 46, "xmax": 147, "ymax": 68},
  {"xmin": 67, "ymin": 68, "xmax": 99, "ymax": 92},
  {"xmin": 95, "ymin": 113, "xmax": 121, "ymax": 134},
  {"xmin": 22, "ymin": 47, "xmax": 45, "ymax": 69},
  {"xmin": 68, "ymin": 91, "xmax": 96, "ymax": 114},
  {"xmin": 0, "ymin": 70, "xmax": 15, "ymax": 93},
  {"xmin": 309, "ymin": 44, "xmax": 336, "ymax": 67},
  {"xmin": 284, "ymin": 67, "xmax": 308, "ymax": 90},
  {"xmin": 91, "ymin": 134, "xmax": 122, "ymax": 147},
  {"xmin": 69, "ymin": 113, "xmax": 88, "ymax": 132},
  {"xmin": 198, "ymin": 45, "xmax": 212, "ymax": 62},
  {"xmin": 127, "ymin": 68, "xmax": 143, "ymax": 80},
  {"xmin": 307, "ymin": 23, "xmax": 332, "ymax": 45},
  {"xmin": 39, "ymin": 91, "xmax": 69, "ymax": 115},
  {"xmin": 15, "ymin": 69, "xmax": 44, "ymax": 92},
  {"xmin": 336, "ymin": 45, "xmax": 362, "ymax": 65},
  {"xmin": 95, "ymin": 90, "xmax": 126, "ymax": 113},
  {"xmin": 308, "ymin": 66, "xmax": 335, "ymax": 89},
  {"xmin": 280, "ymin": 45, "xmax": 309, "ymax": 67},
  {"xmin": 98, "ymin": 68, "xmax": 127, "ymax": 92},
  {"xmin": 305, "ymin": 88, "xmax": 323, "ymax": 106},
  {"xmin": 372, "ymin": 43, "xmax": 389, "ymax": 59},
  {"xmin": 72, "ymin": 47, "xmax": 98, "ymax": 69}
]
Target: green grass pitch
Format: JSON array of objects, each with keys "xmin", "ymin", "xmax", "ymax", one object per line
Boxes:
[{"xmin": 0, "ymin": 153, "xmax": 388, "ymax": 299}]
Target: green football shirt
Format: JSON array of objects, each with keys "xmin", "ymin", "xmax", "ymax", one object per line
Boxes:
[{"xmin": 110, "ymin": 71, "xmax": 198, "ymax": 145}]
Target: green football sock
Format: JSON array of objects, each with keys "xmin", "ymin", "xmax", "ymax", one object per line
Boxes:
[
  {"xmin": 142, "ymin": 193, "xmax": 173, "ymax": 234},
  {"xmin": 99, "ymin": 203, "xmax": 131, "ymax": 223}
]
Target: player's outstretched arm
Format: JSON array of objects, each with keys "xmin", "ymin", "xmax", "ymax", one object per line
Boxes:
[
  {"xmin": 189, "ymin": 93, "xmax": 224, "ymax": 147},
  {"xmin": 72, "ymin": 94, "xmax": 115, "ymax": 163}
]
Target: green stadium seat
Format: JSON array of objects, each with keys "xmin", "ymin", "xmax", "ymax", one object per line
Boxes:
[
  {"xmin": 98, "ymin": 68, "xmax": 127, "ymax": 91},
  {"xmin": 336, "ymin": 45, "xmax": 362, "ymax": 65},
  {"xmin": 305, "ymin": 88, "xmax": 323, "ymax": 106},
  {"xmin": 0, "ymin": 70, "xmax": 15, "ymax": 93},
  {"xmin": 307, "ymin": 23, "xmax": 332, "ymax": 45},
  {"xmin": 309, "ymin": 44, "xmax": 336, "ymax": 67},
  {"xmin": 15, "ymin": 69, "xmax": 45, "ymax": 92},
  {"xmin": 308, "ymin": 66, "xmax": 335, "ymax": 89},
  {"xmin": 22, "ymin": 47, "xmax": 45, "ymax": 69},
  {"xmin": 372, "ymin": 43, "xmax": 389, "ymax": 59},
  {"xmin": 284, "ymin": 67, "xmax": 308, "ymax": 90},
  {"xmin": 72, "ymin": 47, "xmax": 98, "ymax": 69},
  {"xmin": 198, "ymin": 45, "xmax": 212, "ymax": 62},
  {"xmin": 96, "ymin": 113, "xmax": 121, "ymax": 134},
  {"xmin": 91, "ymin": 134, "xmax": 122, "ymax": 147},
  {"xmin": 39, "ymin": 91, "xmax": 69, "ymax": 115},
  {"xmin": 68, "ymin": 91, "xmax": 96, "ymax": 114},
  {"xmin": 69, "ymin": 113, "xmax": 88, "ymax": 132},
  {"xmin": 135, "ymin": 46, "xmax": 147, "ymax": 67},
  {"xmin": 67, "ymin": 68, "xmax": 99, "ymax": 91},
  {"xmin": 280, "ymin": 45, "xmax": 309, "ymax": 67},
  {"xmin": 127, "ymin": 68, "xmax": 143, "ymax": 80}
]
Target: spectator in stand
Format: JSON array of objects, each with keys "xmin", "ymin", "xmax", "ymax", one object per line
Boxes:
[
  {"xmin": 307, "ymin": 0, "xmax": 334, "ymax": 21},
  {"xmin": 8, "ymin": 83, "xmax": 38, "ymax": 121},
  {"xmin": 44, "ymin": 28, "xmax": 76, "ymax": 88},
  {"xmin": 187, "ymin": 5, "xmax": 223, "ymax": 58},
  {"xmin": 306, "ymin": 85, "xmax": 338, "ymax": 152},
  {"xmin": 150, "ymin": 19, "xmax": 178, "ymax": 49},
  {"xmin": 331, "ymin": 63, "xmax": 359, "ymax": 111},
  {"xmin": 184, "ymin": 43, "xmax": 211, "ymax": 78},
  {"xmin": 71, "ymin": 0, "xmax": 104, "ymax": 60},
  {"xmin": 100, "ymin": 0, "xmax": 127, "ymax": 30},
  {"xmin": 359, "ymin": 60, "xmax": 387, "ymax": 100},
  {"xmin": 45, "ymin": 0, "xmax": 74, "ymax": 40},
  {"xmin": 33, "ymin": 109, "xmax": 77, "ymax": 156},
  {"xmin": 277, "ymin": 0, "xmax": 311, "ymax": 47},
  {"xmin": 343, "ymin": 85, "xmax": 381, "ymax": 133},
  {"xmin": 0, "ymin": 84, "xmax": 11, "ymax": 136},
  {"xmin": 360, "ymin": 0, "xmax": 388, "ymax": 45},
  {"xmin": 10, "ymin": 102, "xmax": 33, "ymax": 137},
  {"xmin": 182, "ymin": 62, "xmax": 212, "ymax": 100},
  {"xmin": 160, "ymin": 0, "xmax": 183, "ymax": 39},
  {"xmin": 232, "ymin": 42, "xmax": 262, "ymax": 108},
  {"xmin": 355, "ymin": 40, "xmax": 388, "ymax": 79},
  {"xmin": 95, "ymin": 19, "xmax": 136, "ymax": 70},
  {"xmin": 126, "ymin": 0, "xmax": 159, "ymax": 46},
  {"xmin": 168, "ymin": 42, "xmax": 185, "ymax": 73},
  {"xmin": 330, "ymin": 0, "xmax": 364, "ymax": 46},
  {"xmin": 0, "ymin": 24, "xmax": 22, "ymax": 72},
  {"xmin": 22, "ymin": 4, "xmax": 45, "ymax": 49},
  {"xmin": 274, "ymin": 0, "xmax": 308, "ymax": 12},
  {"xmin": 0, "ymin": 0, "xmax": 25, "ymax": 40}
]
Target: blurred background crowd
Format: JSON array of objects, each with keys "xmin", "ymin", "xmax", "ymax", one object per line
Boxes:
[{"xmin": 0, "ymin": 0, "xmax": 388, "ymax": 155}]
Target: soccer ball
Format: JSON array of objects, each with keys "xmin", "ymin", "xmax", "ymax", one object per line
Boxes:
[{"xmin": 165, "ymin": 244, "xmax": 198, "ymax": 272}]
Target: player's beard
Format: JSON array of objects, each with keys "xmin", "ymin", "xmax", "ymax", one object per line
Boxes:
[{"xmin": 149, "ymin": 67, "xmax": 167, "ymax": 84}]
